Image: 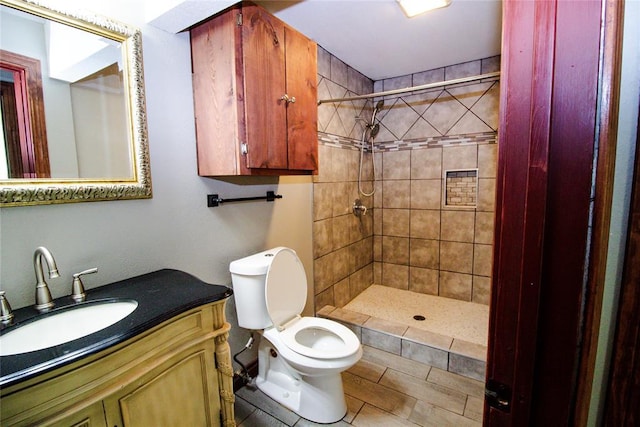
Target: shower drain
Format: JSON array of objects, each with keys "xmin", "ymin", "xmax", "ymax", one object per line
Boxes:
[{"xmin": 413, "ymin": 315, "xmax": 426, "ymax": 321}]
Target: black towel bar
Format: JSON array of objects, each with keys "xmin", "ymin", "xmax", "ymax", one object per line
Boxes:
[{"xmin": 207, "ymin": 191, "xmax": 282, "ymax": 207}]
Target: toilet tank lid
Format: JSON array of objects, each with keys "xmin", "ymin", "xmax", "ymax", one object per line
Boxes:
[{"xmin": 229, "ymin": 247, "xmax": 285, "ymax": 276}]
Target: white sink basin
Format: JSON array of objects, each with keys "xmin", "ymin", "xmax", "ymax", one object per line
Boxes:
[{"xmin": 0, "ymin": 300, "xmax": 138, "ymax": 356}]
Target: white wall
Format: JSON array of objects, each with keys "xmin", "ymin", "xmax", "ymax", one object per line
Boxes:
[{"xmin": 0, "ymin": 0, "xmax": 314, "ymax": 355}]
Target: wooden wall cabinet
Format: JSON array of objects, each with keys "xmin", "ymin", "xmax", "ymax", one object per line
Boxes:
[
  {"xmin": 0, "ymin": 300, "xmax": 235, "ymax": 427},
  {"xmin": 191, "ymin": 2, "xmax": 318, "ymax": 176}
]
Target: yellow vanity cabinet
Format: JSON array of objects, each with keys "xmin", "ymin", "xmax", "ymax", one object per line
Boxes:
[{"xmin": 0, "ymin": 299, "xmax": 235, "ymax": 427}]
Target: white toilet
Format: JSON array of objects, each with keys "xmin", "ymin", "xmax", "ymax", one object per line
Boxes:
[{"xmin": 230, "ymin": 247, "xmax": 362, "ymax": 424}]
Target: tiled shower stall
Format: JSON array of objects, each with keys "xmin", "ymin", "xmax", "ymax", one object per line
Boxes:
[{"xmin": 313, "ymin": 46, "xmax": 499, "ymax": 312}]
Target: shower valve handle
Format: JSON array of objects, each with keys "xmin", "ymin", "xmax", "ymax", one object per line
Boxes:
[{"xmin": 280, "ymin": 94, "xmax": 296, "ymax": 104}]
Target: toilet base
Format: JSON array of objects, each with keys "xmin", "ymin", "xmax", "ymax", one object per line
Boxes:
[{"xmin": 257, "ymin": 339, "xmax": 348, "ymax": 424}]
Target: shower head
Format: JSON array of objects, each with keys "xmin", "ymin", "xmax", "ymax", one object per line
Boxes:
[{"xmin": 371, "ymin": 99, "xmax": 384, "ymax": 124}]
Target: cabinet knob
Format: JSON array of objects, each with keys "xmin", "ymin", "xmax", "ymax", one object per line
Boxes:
[{"xmin": 280, "ymin": 94, "xmax": 296, "ymax": 104}]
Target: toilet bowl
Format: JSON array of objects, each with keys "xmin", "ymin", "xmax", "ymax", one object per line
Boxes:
[{"xmin": 230, "ymin": 247, "xmax": 362, "ymax": 423}]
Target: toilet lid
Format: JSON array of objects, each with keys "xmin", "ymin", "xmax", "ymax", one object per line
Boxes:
[{"xmin": 265, "ymin": 248, "xmax": 307, "ymax": 329}]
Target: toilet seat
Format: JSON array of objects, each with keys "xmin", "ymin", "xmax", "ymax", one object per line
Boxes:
[
  {"xmin": 278, "ymin": 316, "xmax": 361, "ymax": 359},
  {"xmin": 264, "ymin": 248, "xmax": 360, "ymax": 360}
]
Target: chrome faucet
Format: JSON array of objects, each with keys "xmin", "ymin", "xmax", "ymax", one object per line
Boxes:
[{"xmin": 34, "ymin": 246, "xmax": 60, "ymax": 312}]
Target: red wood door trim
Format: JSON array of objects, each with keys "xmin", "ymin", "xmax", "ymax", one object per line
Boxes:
[{"xmin": 486, "ymin": 0, "xmax": 603, "ymax": 424}]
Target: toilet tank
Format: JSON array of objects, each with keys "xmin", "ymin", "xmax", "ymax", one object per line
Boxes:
[{"xmin": 229, "ymin": 248, "xmax": 279, "ymax": 330}]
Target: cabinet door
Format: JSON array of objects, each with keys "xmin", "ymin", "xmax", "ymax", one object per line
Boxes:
[
  {"xmin": 241, "ymin": 4, "xmax": 288, "ymax": 170},
  {"xmin": 39, "ymin": 402, "xmax": 107, "ymax": 427},
  {"xmin": 284, "ymin": 27, "xmax": 318, "ymax": 171},
  {"xmin": 104, "ymin": 348, "xmax": 220, "ymax": 427}
]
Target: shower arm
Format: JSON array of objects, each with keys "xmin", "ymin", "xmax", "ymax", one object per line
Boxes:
[{"xmin": 317, "ymin": 71, "xmax": 500, "ymax": 105}]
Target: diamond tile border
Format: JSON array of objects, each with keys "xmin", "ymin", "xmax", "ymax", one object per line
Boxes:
[{"xmin": 318, "ymin": 131, "xmax": 497, "ymax": 154}]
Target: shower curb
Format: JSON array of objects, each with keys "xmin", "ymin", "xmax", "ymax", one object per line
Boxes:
[{"xmin": 318, "ymin": 305, "xmax": 486, "ymax": 382}]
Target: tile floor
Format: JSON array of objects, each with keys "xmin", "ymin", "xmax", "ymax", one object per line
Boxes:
[{"xmin": 234, "ymin": 344, "xmax": 484, "ymax": 426}]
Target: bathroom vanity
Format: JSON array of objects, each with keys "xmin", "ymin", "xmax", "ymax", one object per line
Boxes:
[{"xmin": 0, "ymin": 269, "xmax": 235, "ymax": 427}]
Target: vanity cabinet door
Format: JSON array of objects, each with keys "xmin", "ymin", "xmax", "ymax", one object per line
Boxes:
[
  {"xmin": 190, "ymin": 3, "xmax": 317, "ymax": 176},
  {"xmin": 103, "ymin": 344, "xmax": 221, "ymax": 427},
  {"xmin": 41, "ymin": 402, "xmax": 107, "ymax": 427}
]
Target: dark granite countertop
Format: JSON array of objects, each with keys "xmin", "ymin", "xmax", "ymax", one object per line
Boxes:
[{"xmin": 0, "ymin": 269, "xmax": 232, "ymax": 388}]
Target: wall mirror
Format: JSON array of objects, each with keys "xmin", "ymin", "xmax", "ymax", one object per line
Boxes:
[{"xmin": 0, "ymin": 0, "xmax": 151, "ymax": 206}]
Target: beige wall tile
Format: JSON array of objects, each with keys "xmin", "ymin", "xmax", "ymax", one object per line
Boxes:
[
  {"xmin": 334, "ymin": 246, "xmax": 351, "ymax": 282},
  {"xmin": 411, "ymin": 179, "xmax": 442, "ymax": 209},
  {"xmin": 441, "ymin": 210, "xmax": 475, "ymax": 243},
  {"xmin": 410, "ymin": 209, "xmax": 441, "ymax": 240},
  {"xmin": 313, "ymin": 218, "xmax": 333, "ymax": 258},
  {"xmin": 477, "ymin": 178, "xmax": 496, "ymax": 212},
  {"xmin": 315, "ymin": 286, "xmax": 334, "ymax": 310},
  {"xmin": 409, "ymin": 267, "xmax": 439, "ymax": 295},
  {"xmin": 474, "ymin": 211, "xmax": 494, "ymax": 244},
  {"xmin": 373, "ymin": 208, "xmax": 383, "ymax": 236},
  {"xmin": 383, "ymin": 150, "xmax": 411, "ymax": 180},
  {"xmin": 443, "ymin": 145, "xmax": 478, "ymax": 172},
  {"xmin": 478, "ymin": 143, "xmax": 497, "ymax": 178},
  {"xmin": 314, "ymin": 253, "xmax": 335, "ymax": 295},
  {"xmin": 409, "ymin": 239, "xmax": 439, "ymax": 269},
  {"xmin": 352, "ymin": 237, "xmax": 373, "ymax": 270},
  {"xmin": 313, "ymin": 144, "xmax": 332, "ymax": 183},
  {"xmin": 472, "ymin": 276, "xmax": 492, "ymax": 305},
  {"xmin": 332, "ymin": 214, "xmax": 351, "ymax": 250},
  {"xmin": 383, "ymin": 180, "xmax": 411, "ymax": 208},
  {"xmin": 446, "ymin": 59, "xmax": 482, "ymax": 79},
  {"xmin": 373, "ymin": 235, "xmax": 382, "ymax": 261},
  {"xmin": 471, "ymin": 83, "xmax": 500, "ymax": 131},
  {"xmin": 382, "ymin": 262, "xmax": 409, "ymax": 289},
  {"xmin": 313, "ymin": 182, "xmax": 333, "ymax": 221},
  {"xmin": 383, "ymin": 236, "xmax": 410, "ymax": 265},
  {"xmin": 383, "ymin": 209, "xmax": 411, "ymax": 237},
  {"xmin": 423, "ymin": 92, "xmax": 469, "ymax": 135},
  {"xmin": 334, "ymin": 277, "xmax": 351, "ymax": 308},
  {"xmin": 440, "ymin": 241, "xmax": 473, "ymax": 274},
  {"xmin": 332, "ymin": 182, "xmax": 352, "ymax": 217},
  {"xmin": 473, "ymin": 244, "xmax": 493, "ymax": 277},
  {"xmin": 374, "ymin": 261, "xmax": 382, "ymax": 284},
  {"xmin": 350, "ymin": 264, "xmax": 373, "ymax": 298},
  {"xmin": 440, "ymin": 271, "xmax": 473, "ymax": 301},
  {"xmin": 411, "ymin": 148, "xmax": 442, "ymax": 179}
]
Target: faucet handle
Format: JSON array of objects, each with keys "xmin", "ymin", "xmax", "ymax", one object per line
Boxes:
[
  {"xmin": 0, "ymin": 291, "xmax": 14, "ymax": 324},
  {"xmin": 71, "ymin": 268, "xmax": 97, "ymax": 303}
]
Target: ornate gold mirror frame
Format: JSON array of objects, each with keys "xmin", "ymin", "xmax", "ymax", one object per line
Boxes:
[{"xmin": 0, "ymin": 0, "xmax": 151, "ymax": 206}]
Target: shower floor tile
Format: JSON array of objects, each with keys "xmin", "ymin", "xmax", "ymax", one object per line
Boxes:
[{"xmin": 343, "ymin": 285, "xmax": 489, "ymax": 346}]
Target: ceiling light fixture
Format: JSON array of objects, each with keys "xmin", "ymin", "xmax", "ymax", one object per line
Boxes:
[{"xmin": 397, "ymin": 0, "xmax": 452, "ymax": 18}]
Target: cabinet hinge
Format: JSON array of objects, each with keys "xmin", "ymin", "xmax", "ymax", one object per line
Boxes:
[
  {"xmin": 241, "ymin": 143, "xmax": 248, "ymax": 155},
  {"xmin": 236, "ymin": 13, "xmax": 242, "ymax": 26},
  {"xmin": 485, "ymin": 379, "xmax": 512, "ymax": 412}
]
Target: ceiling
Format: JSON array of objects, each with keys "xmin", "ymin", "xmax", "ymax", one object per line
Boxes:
[{"xmin": 148, "ymin": 0, "xmax": 503, "ymax": 81}]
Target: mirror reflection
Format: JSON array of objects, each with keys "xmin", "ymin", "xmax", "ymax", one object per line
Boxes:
[
  {"xmin": 0, "ymin": 4, "xmax": 132, "ymax": 180},
  {"xmin": 0, "ymin": 0, "xmax": 151, "ymax": 207}
]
